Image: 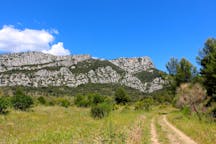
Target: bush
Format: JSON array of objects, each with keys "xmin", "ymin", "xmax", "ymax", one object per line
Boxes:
[
  {"xmin": 74, "ymin": 94, "xmax": 89, "ymax": 107},
  {"xmin": 11, "ymin": 92, "xmax": 33, "ymax": 111},
  {"xmin": 0, "ymin": 97, "xmax": 9, "ymax": 114},
  {"xmin": 134, "ymin": 97, "xmax": 154, "ymax": 111},
  {"xmin": 175, "ymin": 83, "xmax": 207, "ymax": 120},
  {"xmin": 114, "ymin": 87, "xmax": 130, "ymax": 105},
  {"xmin": 37, "ymin": 96, "xmax": 46, "ymax": 105},
  {"xmin": 91, "ymin": 102, "xmax": 112, "ymax": 119},
  {"xmin": 176, "ymin": 83, "xmax": 206, "ymax": 111},
  {"xmin": 57, "ymin": 98, "xmax": 70, "ymax": 108},
  {"xmin": 74, "ymin": 93, "xmax": 106, "ymax": 107},
  {"xmin": 92, "ymin": 94, "xmax": 105, "ymax": 105},
  {"xmin": 181, "ymin": 106, "xmax": 191, "ymax": 116}
]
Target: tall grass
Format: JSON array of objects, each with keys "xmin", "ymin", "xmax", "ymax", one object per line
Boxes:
[
  {"xmin": 0, "ymin": 106, "xmax": 149, "ymax": 143},
  {"xmin": 167, "ymin": 110, "xmax": 216, "ymax": 144}
]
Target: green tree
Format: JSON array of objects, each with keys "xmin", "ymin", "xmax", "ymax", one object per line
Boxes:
[
  {"xmin": 197, "ymin": 38, "xmax": 216, "ymax": 99},
  {"xmin": 166, "ymin": 57, "xmax": 197, "ymax": 89},
  {"xmin": 175, "ymin": 58, "xmax": 197, "ymax": 86},
  {"xmin": 166, "ymin": 57, "xmax": 178, "ymax": 76},
  {"xmin": 114, "ymin": 87, "xmax": 130, "ymax": 104}
]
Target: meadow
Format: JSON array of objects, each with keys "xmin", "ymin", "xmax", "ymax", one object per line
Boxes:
[
  {"xmin": 0, "ymin": 106, "xmax": 152, "ymax": 144},
  {"xmin": 0, "ymin": 105, "xmax": 215, "ymax": 144}
]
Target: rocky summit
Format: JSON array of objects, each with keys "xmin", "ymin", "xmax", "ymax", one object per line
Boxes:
[{"xmin": 0, "ymin": 52, "xmax": 166, "ymax": 93}]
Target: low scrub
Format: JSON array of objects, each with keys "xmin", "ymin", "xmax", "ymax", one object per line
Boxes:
[
  {"xmin": 0, "ymin": 97, "xmax": 9, "ymax": 114},
  {"xmin": 37, "ymin": 96, "xmax": 46, "ymax": 105},
  {"xmin": 114, "ymin": 87, "xmax": 131, "ymax": 105},
  {"xmin": 11, "ymin": 94, "xmax": 33, "ymax": 111},
  {"xmin": 90, "ymin": 102, "xmax": 112, "ymax": 119},
  {"xmin": 74, "ymin": 93, "xmax": 106, "ymax": 107},
  {"xmin": 56, "ymin": 98, "xmax": 71, "ymax": 108},
  {"xmin": 134, "ymin": 97, "xmax": 154, "ymax": 111},
  {"xmin": 175, "ymin": 83, "xmax": 207, "ymax": 119}
]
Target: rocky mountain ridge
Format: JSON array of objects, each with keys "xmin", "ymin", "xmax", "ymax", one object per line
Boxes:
[{"xmin": 0, "ymin": 52, "xmax": 166, "ymax": 93}]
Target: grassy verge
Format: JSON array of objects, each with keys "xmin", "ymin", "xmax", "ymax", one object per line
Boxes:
[
  {"xmin": 0, "ymin": 106, "xmax": 150, "ymax": 144},
  {"xmin": 167, "ymin": 110, "xmax": 216, "ymax": 144}
]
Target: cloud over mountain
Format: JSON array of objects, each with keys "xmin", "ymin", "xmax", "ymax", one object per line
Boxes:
[{"xmin": 0, "ymin": 25, "xmax": 70, "ymax": 56}]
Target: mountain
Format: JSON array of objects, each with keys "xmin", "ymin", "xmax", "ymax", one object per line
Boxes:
[{"xmin": 0, "ymin": 52, "xmax": 166, "ymax": 93}]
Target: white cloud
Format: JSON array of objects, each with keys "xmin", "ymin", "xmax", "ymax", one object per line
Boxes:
[
  {"xmin": 0, "ymin": 25, "xmax": 70, "ymax": 56},
  {"xmin": 42, "ymin": 42, "xmax": 70, "ymax": 56}
]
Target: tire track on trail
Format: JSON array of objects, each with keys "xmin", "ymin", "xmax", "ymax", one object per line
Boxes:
[
  {"xmin": 161, "ymin": 115, "xmax": 197, "ymax": 144},
  {"xmin": 150, "ymin": 117, "xmax": 160, "ymax": 144}
]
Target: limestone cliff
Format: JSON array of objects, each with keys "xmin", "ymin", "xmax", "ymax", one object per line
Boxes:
[{"xmin": 0, "ymin": 52, "xmax": 166, "ymax": 93}]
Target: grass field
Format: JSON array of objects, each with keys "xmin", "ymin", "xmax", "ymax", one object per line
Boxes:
[
  {"xmin": 0, "ymin": 105, "xmax": 215, "ymax": 144},
  {"xmin": 0, "ymin": 106, "xmax": 153, "ymax": 144},
  {"xmin": 167, "ymin": 110, "xmax": 216, "ymax": 144}
]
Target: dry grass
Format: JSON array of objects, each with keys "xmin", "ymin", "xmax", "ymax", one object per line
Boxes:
[
  {"xmin": 168, "ymin": 110, "xmax": 216, "ymax": 144},
  {"xmin": 126, "ymin": 115, "xmax": 145, "ymax": 144},
  {"xmin": 0, "ymin": 106, "xmax": 148, "ymax": 144}
]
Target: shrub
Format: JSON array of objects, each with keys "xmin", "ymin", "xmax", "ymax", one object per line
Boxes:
[
  {"xmin": 0, "ymin": 97, "xmax": 9, "ymax": 114},
  {"xmin": 74, "ymin": 94, "xmax": 89, "ymax": 107},
  {"xmin": 114, "ymin": 87, "xmax": 130, "ymax": 105},
  {"xmin": 134, "ymin": 101, "xmax": 144, "ymax": 110},
  {"xmin": 48, "ymin": 101, "xmax": 55, "ymax": 106},
  {"xmin": 175, "ymin": 83, "xmax": 206, "ymax": 120},
  {"xmin": 74, "ymin": 93, "xmax": 106, "ymax": 107},
  {"xmin": 91, "ymin": 102, "xmax": 112, "ymax": 119},
  {"xmin": 92, "ymin": 94, "xmax": 105, "ymax": 105},
  {"xmin": 37, "ymin": 96, "xmax": 46, "ymax": 105},
  {"xmin": 11, "ymin": 93, "xmax": 33, "ymax": 111},
  {"xmin": 58, "ymin": 98, "xmax": 70, "ymax": 108},
  {"xmin": 181, "ymin": 106, "xmax": 191, "ymax": 116},
  {"xmin": 176, "ymin": 83, "xmax": 206, "ymax": 110},
  {"xmin": 134, "ymin": 97, "xmax": 154, "ymax": 111}
]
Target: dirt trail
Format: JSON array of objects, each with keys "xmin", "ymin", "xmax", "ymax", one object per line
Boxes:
[
  {"xmin": 150, "ymin": 118, "xmax": 160, "ymax": 144},
  {"xmin": 158, "ymin": 116, "xmax": 182, "ymax": 144},
  {"xmin": 161, "ymin": 115, "xmax": 197, "ymax": 144}
]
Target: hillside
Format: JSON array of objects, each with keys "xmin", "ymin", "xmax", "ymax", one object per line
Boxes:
[{"xmin": 0, "ymin": 52, "xmax": 166, "ymax": 93}]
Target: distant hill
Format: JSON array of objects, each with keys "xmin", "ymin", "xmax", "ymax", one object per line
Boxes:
[{"xmin": 0, "ymin": 52, "xmax": 166, "ymax": 93}]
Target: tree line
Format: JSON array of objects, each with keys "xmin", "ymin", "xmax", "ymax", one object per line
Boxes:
[{"xmin": 166, "ymin": 38, "xmax": 216, "ymax": 118}]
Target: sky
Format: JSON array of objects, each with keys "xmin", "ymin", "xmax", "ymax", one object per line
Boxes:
[{"xmin": 0, "ymin": 0, "xmax": 216, "ymax": 71}]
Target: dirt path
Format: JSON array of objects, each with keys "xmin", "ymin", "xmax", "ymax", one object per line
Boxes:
[
  {"xmin": 158, "ymin": 116, "xmax": 182, "ymax": 144},
  {"xmin": 150, "ymin": 118, "xmax": 160, "ymax": 144},
  {"xmin": 151, "ymin": 115, "xmax": 197, "ymax": 144},
  {"xmin": 162, "ymin": 115, "xmax": 197, "ymax": 144}
]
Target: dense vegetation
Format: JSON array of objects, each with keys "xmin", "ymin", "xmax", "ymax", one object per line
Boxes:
[
  {"xmin": 165, "ymin": 38, "xmax": 216, "ymax": 118},
  {"xmin": 11, "ymin": 89, "xmax": 34, "ymax": 111},
  {"xmin": 135, "ymin": 68, "xmax": 165, "ymax": 83},
  {"xmin": 70, "ymin": 59, "xmax": 125, "ymax": 74},
  {"xmin": 0, "ymin": 83, "xmax": 146, "ymax": 101}
]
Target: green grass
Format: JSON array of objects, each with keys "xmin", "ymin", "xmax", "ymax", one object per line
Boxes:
[
  {"xmin": 155, "ymin": 115, "xmax": 169, "ymax": 144},
  {"xmin": 0, "ymin": 104, "xmax": 215, "ymax": 144},
  {"xmin": 0, "ymin": 106, "xmax": 150, "ymax": 144},
  {"xmin": 167, "ymin": 110, "xmax": 216, "ymax": 144}
]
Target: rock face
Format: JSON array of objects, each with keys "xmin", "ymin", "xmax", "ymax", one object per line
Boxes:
[
  {"xmin": 0, "ymin": 52, "xmax": 166, "ymax": 93},
  {"xmin": 111, "ymin": 57, "xmax": 154, "ymax": 73}
]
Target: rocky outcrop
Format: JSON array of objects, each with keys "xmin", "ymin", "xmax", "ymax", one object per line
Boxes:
[
  {"xmin": 110, "ymin": 57, "xmax": 154, "ymax": 74},
  {"xmin": 0, "ymin": 52, "xmax": 166, "ymax": 93},
  {"xmin": 0, "ymin": 51, "xmax": 91, "ymax": 72}
]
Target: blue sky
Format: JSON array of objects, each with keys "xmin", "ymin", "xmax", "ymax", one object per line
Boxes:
[{"xmin": 0, "ymin": 0, "xmax": 216, "ymax": 71}]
